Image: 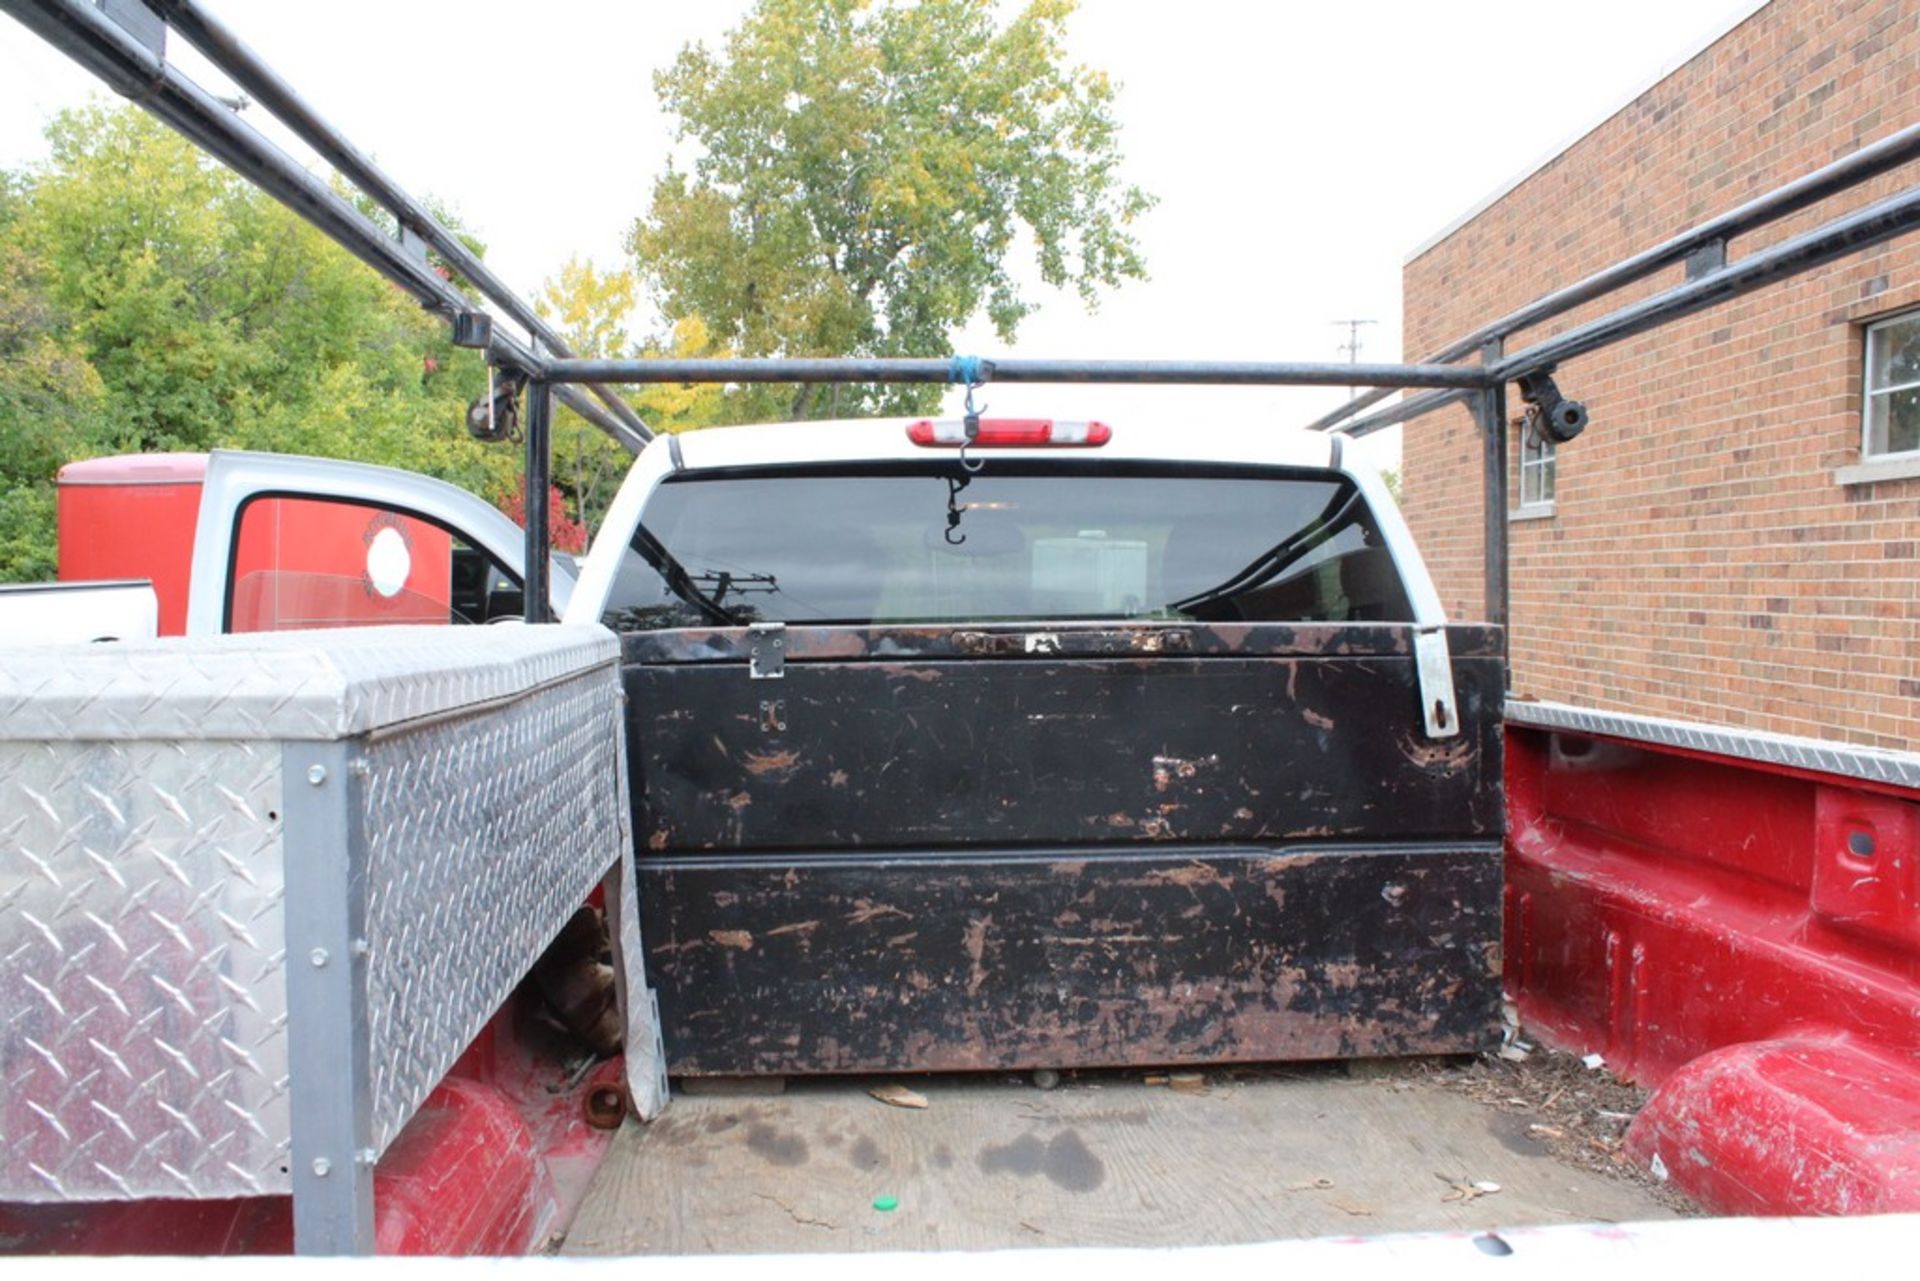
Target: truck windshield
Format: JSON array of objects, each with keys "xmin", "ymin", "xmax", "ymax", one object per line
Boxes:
[{"xmin": 600, "ymin": 462, "xmax": 1413, "ymax": 630}]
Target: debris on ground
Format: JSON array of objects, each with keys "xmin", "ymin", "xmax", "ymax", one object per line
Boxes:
[
  {"xmin": 1496, "ymin": 1001, "xmax": 1534, "ymax": 1061},
  {"xmin": 1168, "ymin": 1071, "xmax": 1208, "ymax": 1094},
  {"xmin": 867, "ymin": 1082, "xmax": 929, "ymax": 1110},
  {"xmin": 1421, "ymin": 1044, "xmax": 1700, "ymax": 1214},
  {"xmin": 1283, "ymin": 1177, "xmax": 1335, "ymax": 1192},
  {"xmin": 1437, "ymin": 1174, "xmax": 1502, "ymax": 1203}
]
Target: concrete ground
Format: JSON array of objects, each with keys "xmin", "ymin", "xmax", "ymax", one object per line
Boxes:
[{"xmin": 560, "ymin": 1065, "xmax": 1678, "ymax": 1255}]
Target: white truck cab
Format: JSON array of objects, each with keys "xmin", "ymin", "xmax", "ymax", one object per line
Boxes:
[{"xmin": 566, "ymin": 416, "xmax": 1444, "ymax": 630}]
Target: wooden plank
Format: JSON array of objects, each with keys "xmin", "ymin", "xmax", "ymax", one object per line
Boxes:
[{"xmin": 561, "ymin": 1071, "xmax": 1677, "ymax": 1255}]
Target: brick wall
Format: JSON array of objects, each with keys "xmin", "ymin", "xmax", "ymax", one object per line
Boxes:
[{"xmin": 1402, "ymin": 0, "xmax": 1920, "ymax": 750}]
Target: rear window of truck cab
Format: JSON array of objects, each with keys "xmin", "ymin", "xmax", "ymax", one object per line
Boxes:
[{"xmin": 599, "ymin": 461, "xmax": 1413, "ymax": 630}]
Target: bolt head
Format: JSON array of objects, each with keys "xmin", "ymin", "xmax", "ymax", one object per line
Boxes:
[
  {"xmin": 309, "ymin": 947, "xmax": 329, "ymax": 968},
  {"xmin": 306, "ymin": 764, "xmax": 327, "ymax": 786},
  {"xmin": 311, "ymin": 1157, "xmax": 331, "ymax": 1177}
]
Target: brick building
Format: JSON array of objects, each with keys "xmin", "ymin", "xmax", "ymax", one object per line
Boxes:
[{"xmin": 1401, "ymin": 0, "xmax": 1920, "ymax": 751}]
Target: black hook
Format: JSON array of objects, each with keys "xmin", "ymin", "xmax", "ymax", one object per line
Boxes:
[{"xmin": 945, "ymin": 474, "xmax": 970, "ymax": 545}]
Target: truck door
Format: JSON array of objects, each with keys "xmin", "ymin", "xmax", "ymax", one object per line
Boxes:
[{"xmin": 183, "ymin": 450, "xmax": 572, "ymax": 635}]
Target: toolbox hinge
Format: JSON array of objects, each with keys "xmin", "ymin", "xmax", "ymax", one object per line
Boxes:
[
  {"xmin": 1414, "ymin": 625, "xmax": 1461, "ymax": 739},
  {"xmin": 746, "ymin": 622, "xmax": 786, "ymax": 680}
]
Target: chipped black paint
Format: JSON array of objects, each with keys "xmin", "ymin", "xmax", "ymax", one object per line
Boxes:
[
  {"xmin": 639, "ymin": 843, "xmax": 1505, "ymax": 1075},
  {"xmin": 624, "ymin": 650, "xmax": 1503, "ymax": 852},
  {"xmin": 620, "ymin": 620, "xmax": 1506, "ymax": 1074},
  {"xmin": 623, "ymin": 621, "xmax": 1501, "ymax": 666}
]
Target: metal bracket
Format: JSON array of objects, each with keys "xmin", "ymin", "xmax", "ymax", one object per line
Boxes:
[
  {"xmin": 100, "ymin": 0, "xmax": 166, "ymax": 57},
  {"xmin": 398, "ymin": 223, "xmax": 429, "ymax": 262},
  {"xmin": 1514, "ymin": 368, "xmax": 1589, "ymax": 444},
  {"xmin": 1684, "ymin": 238, "xmax": 1727, "ymax": 280},
  {"xmin": 450, "ymin": 310, "xmax": 493, "ymax": 349},
  {"xmin": 746, "ymin": 622, "xmax": 785, "ymax": 680},
  {"xmin": 1414, "ymin": 626, "xmax": 1461, "ymax": 739}
]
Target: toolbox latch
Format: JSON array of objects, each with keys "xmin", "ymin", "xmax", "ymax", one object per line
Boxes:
[
  {"xmin": 1414, "ymin": 626, "xmax": 1461, "ymax": 740},
  {"xmin": 747, "ymin": 622, "xmax": 786, "ymax": 680}
]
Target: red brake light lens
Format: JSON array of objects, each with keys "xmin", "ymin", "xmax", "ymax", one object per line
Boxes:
[{"xmin": 906, "ymin": 418, "xmax": 1111, "ymax": 448}]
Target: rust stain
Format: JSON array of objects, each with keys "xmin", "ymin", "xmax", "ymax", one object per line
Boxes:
[
  {"xmin": 963, "ymin": 915, "xmax": 993, "ymax": 997},
  {"xmin": 846, "ymin": 900, "xmax": 912, "ymax": 925},
  {"xmin": 796, "ymin": 629, "xmax": 869, "ymax": 659},
  {"xmin": 1148, "ymin": 862, "xmax": 1233, "ymax": 890},
  {"xmin": 743, "ymin": 749, "xmax": 802, "ymax": 777},
  {"xmin": 1151, "ymin": 754, "xmax": 1218, "ymax": 792},
  {"xmin": 726, "ymin": 791, "xmax": 753, "ymax": 812},
  {"xmin": 1302, "ymin": 708, "xmax": 1335, "ymax": 730},
  {"xmin": 766, "ymin": 920, "xmax": 819, "ymax": 938},
  {"xmin": 648, "ymin": 830, "xmax": 670, "ymax": 851},
  {"xmin": 707, "ymin": 930, "xmax": 755, "ymax": 951},
  {"xmin": 1396, "ymin": 726, "xmax": 1474, "ymax": 772},
  {"xmin": 829, "ymin": 769, "xmax": 850, "ymax": 788}
]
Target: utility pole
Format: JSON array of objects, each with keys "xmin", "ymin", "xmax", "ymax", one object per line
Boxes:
[{"xmin": 1333, "ymin": 318, "xmax": 1377, "ymax": 402}]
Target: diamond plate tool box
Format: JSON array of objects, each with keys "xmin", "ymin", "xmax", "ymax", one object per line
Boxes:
[{"xmin": 0, "ymin": 625, "xmax": 655, "ymax": 1206}]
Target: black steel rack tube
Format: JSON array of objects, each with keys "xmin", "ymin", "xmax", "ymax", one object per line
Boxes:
[
  {"xmin": 147, "ymin": 0, "xmax": 652, "ymax": 446},
  {"xmin": 1332, "ymin": 173, "xmax": 1920, "ymax": 437},
  {"xmin": 1494, "ymin": 179, "xmax": 1920, "ymax": 380},
  {"xmin": 0, "ymin": 0, "xmax": 638, "ymax": 447},
  {"xmin": 542, "ymin": 356, "xmax": 1491, "ymax": 389},
  {"xmin": 1309, "ymin": 117, "xmax": 1920, "ymax": 433}
]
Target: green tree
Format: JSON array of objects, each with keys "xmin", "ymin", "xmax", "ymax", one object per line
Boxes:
[
  {"xmin": 0, "ymin": 171, "xmax": 115, "ymax": 580},
  {"xmin": 0, "ymin": 104, "xmax": 533, "ymax": 578},
  {"xmin": 634, "ymin": 0, "xmax": 1154, "ymax": 419}
]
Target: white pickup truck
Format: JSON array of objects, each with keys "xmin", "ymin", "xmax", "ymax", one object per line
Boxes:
[{"xmin": 122, "ymin": 416, "xmax": 1500, "ymax": 1081}]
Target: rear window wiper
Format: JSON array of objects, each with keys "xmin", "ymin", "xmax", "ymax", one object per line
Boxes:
[
  {"xmin": 632, "ymin": 525, "xmax": 746, "ymax": 626},
  {"xmin": 1169, "ymin": 488, "xmax": 1364, "ymax": 618}
]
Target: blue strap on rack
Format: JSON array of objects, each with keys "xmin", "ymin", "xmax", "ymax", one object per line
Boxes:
[{"xmin": 948, "ymin": 354, "xmax": 987, "ymax": 386}]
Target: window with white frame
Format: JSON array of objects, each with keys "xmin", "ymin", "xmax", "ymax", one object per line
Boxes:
[
  {"xmin": 1864, "ymin": 310, "xmax": 1920, "ymax": 459},
  {"xmin": 1517, "ymin": 424, "xmax": 1555, "ymax": 510}
]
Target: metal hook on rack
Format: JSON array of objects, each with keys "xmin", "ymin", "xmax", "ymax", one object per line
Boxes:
[{"xmin": 958, "ymin": 379, "xmax": 987, "ymax": 474}]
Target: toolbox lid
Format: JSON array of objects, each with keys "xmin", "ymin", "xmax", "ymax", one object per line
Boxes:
[{"xmin": 0, "ymin": 623, "xmax": 618, "ymax": 741}]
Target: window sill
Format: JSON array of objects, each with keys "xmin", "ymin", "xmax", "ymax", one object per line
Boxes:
[
  {"xmin": 1509, "ymin": 503, "xmax": 1556, "ymax": 522},
  {"xmin": 1834, "ymin": 454, "xmax": 1920, "ymax": 486}
]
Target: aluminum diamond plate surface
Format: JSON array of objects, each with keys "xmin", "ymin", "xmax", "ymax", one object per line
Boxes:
[
  {"xmin": 359, "ymin": 665, "xmax": 628, "ymax": 1154},
  {"xmin": 4, "ymin": 625, "xmax": 628, "ymax": 1206},
  {"xmin": 1507, "ymin": 699, "xmax": 1920, "ymax": 792},
  {"xmin": 0, "ymin": 626, "xmax": 618, "ymax": 742},
  {"xmin": 0, "ymin": 739, "xmax": 291, "ymax": 1201}
]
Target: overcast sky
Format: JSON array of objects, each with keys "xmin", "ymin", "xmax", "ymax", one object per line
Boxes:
[{"xmin": 0, "ymin": 0, "xmax": 1765, "ymax": 468}]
